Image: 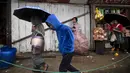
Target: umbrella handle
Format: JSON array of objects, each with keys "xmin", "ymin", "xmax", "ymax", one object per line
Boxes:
[{"xmin": 113, "ymin": 29, "xmax": 122, "ymax": 33}]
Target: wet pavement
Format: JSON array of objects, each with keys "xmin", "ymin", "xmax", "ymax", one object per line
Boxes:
[{"xmin": 0, "ymin": 52, "xmax": 130, "ymax": 73}]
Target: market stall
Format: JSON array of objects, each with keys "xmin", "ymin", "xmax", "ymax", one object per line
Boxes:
[{"xmin": 88, "ymin": 0, "xmax": 130, "ymax": 52}]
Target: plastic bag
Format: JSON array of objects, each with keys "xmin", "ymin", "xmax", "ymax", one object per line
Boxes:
[
  {"xmin": 74, "ymin": 31, "xmax": 88, "ymax": 55},
  {"xmin": 110, "ymin": 33, "xmax": 117, "ymax": 42}
]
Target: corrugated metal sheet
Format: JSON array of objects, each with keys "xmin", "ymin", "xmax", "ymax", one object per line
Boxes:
[
  {"xmin": 11, "ymin": 0, "xmax": 90, "ymax": 53},
  {"xmin": 20, "ymin": 0, "xmax": 89, "ymax": 4},
  {"xmin": 69, "ymin": 0, "xmax": 88, "ymax": 4}
]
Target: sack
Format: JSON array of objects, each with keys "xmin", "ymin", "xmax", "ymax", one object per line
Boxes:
[
  {"xmin": 110, "ymin": 33, "xmax": 117, "ymax": 42},
  {"xmin": 74, "ymin": 32, "xmax": 88, "ymax": 55}
]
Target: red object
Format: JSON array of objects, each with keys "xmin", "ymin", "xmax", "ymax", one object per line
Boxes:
[
  {"xmin": 110, "ymin": 24, "xmax": 123, "ymax": 32},
  {"xmin": 106, "ymin": 24, "xmax": 111, "ymax": 30}
]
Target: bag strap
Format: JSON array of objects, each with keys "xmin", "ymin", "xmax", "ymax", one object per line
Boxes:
[
  {"xmin": 34, "ymin": 30, "xmax": 44, "ymax": 37},
  {"xmin": 116, "ymin": 24, "xmax": 120, "ymax": 28}
]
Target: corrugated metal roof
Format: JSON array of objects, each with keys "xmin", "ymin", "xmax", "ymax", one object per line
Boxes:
[
  {"xmin": 21, "ymin": 0, "xmax": 89, "ymax": 4},
  {"xmin": 69, "ymin": 0, "xmax": 88, "ymax": 4}
]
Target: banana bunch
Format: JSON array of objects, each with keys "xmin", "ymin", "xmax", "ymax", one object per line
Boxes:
[{"xmin": 95, "ymin": 8, "xmax": 104, "ymax": 22}]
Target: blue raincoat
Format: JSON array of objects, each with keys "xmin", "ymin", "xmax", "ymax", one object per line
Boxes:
[{"xmin": 46, "ymin": 14, "xmax": 74, "ymax": 55}]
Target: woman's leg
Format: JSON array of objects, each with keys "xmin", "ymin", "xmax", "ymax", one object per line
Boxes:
[
  {"xmin": 110, "ymin": 42, "xmax": 115, "ymax": 52},
  {"xmin": 115, "ymin": 43, "xmax": 120, "ymax": 53}
]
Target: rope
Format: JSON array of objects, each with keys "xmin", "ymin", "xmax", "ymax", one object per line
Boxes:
[{"xmin": 0, "ymin": 54, "xmax": 130, "ymax": 73}]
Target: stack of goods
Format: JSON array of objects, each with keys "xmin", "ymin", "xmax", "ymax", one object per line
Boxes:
[
  {"xmin": 95, "ymin": 7, "xmax": 127, "ymax": 16},
  {"xmin": 93, "ymin": 27, "xmax": 106, "ymax": 41}
]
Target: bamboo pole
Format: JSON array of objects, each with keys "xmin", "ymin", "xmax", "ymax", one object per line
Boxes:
[{"xmin": 12, "ymin": 12, "xmax": 89, "ymax": 44}]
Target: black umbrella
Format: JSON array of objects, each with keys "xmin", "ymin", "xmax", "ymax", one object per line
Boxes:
[
  {"xmin": 13, "ymin": 6, "xmax": 50, "ymax": 22},
  {"xmin": 126, "ymin": 26, "xmax": 130, "ymax": 30},
  {"xmin": 104, "ymin": 13, "xmax": 130, "ymax": 27}
]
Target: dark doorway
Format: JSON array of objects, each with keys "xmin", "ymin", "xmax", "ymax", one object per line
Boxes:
[{"xmin": 0, "ymin": 0, "xmax": 11, "ymax": 45}]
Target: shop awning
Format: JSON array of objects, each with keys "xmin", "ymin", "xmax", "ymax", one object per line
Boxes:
[{"xmin": 88, "ymin": 0, "xmax": 130, "ymax": 4}]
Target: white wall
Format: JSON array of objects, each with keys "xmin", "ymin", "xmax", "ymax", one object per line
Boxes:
[{"xmin": 11, "ymin": 0, "xmax": 90, "ymax": 53}]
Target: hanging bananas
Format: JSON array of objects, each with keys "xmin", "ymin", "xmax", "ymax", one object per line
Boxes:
[{"xmin": 95, "ymin": 8, "xmax": 104, "ymax": 22}]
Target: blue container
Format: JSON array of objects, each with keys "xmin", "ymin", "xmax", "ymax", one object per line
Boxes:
[{"xmin": 0, "ymin": 46, "xmax": 17, "ymax": 69}]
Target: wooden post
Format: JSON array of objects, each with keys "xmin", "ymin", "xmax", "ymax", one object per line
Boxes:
[
  {"xmin": 90, "ymin": 4, "xmax": 96, "ymax": 50},
  {"xmin": 6, "ymin": 0, "xmax": 12, "ymax": 46}
]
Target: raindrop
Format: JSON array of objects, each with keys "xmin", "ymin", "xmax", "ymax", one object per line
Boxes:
[
  {"xmin": 5, "ymin": 70, "xmax": 8, "ymax": 73},
  {"xmin": 20, "ymin": 64, "xmax": 23, "ymax": 66},
  {"xmin": 113, "ymin": 65, "xmax": 116, "ymax": 68}
]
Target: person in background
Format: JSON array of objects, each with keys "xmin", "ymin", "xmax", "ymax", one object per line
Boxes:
[
  {"xmin": 104, "ymin": 23, "xmax": 111, "ymax": 40},
  {"xmin": 72, "ymin": 17, "xmax": 82, "ymax": 33},
  {"xmin": 123, "ymin": 27, "xmax": 130, "ymax": 53},
  {"xmin": 71, "ymin": 17, "xmax": 88, "ymax": 55},
  {"xmin": 109, "ymin": 20, "xmax": 124, "ymax": 54},
  {"xmin": 30, "ymin": 16, "xmax": 48, "ymax": 73},
  {"xmin": 45, "ymin": 14, "xmax": 80, "ymax": 73}
]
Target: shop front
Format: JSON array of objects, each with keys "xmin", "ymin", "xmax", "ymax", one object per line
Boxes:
[{"xmin": 88, "ymin": 0, "xmax": 130, "ymax": 52}]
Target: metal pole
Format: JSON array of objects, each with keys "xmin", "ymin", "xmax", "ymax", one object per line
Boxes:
[{"xmin": 12, "ymin": 12, "xmax": 89, "ymax": 44}]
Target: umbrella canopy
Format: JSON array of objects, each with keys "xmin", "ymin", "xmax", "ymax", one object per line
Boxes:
[
  {"xmin": 104, "ymin": 13, "xmax": 130, "ymax": 27},
  {"xmin": 13, "ymin": 6, "xmax": 50, "ymax": 22},
  {"xmin": 126, "ymin": 26, "xmax": 130, "ymax": 30}
]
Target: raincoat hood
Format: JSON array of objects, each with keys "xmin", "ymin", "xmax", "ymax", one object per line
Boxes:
[
  {"xmin": 46, "ymin": 14, "xmax": 74, "ymax": 55},
  {"xmin": 45, "ymin": 14, "xmax": 61, "ymax": 30}
]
